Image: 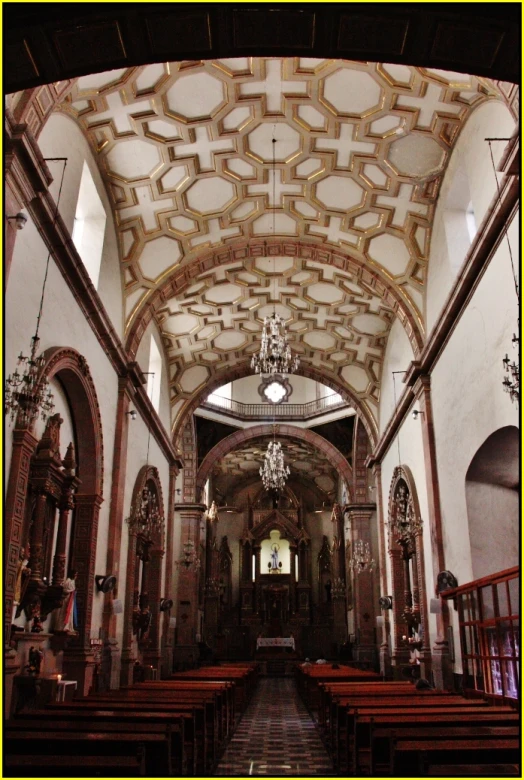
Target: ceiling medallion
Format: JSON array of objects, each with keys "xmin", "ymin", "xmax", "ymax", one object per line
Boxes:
[
  {"xmin": 258, "ymin": 374, "xmax": 293, "ymax": 404},
  {"xmin": 260, "ymin": 439, "xmax": 290, "ymax": 493}
]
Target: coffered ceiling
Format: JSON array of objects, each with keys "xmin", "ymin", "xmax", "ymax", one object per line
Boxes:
[{"xmin": 56, "ymin": 58, "xmax": 502, "ymax": 432}]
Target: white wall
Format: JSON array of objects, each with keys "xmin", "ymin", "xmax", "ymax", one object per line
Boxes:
[
  {"xmin": 37, "ymin": 113, "xmax": 124, "ymax": 338},
  {"xmin": 229, "ymin": 374, "xmax": 333, "ymax": 405},
  {"xmin": 426, "ymin": 101, "xmax": 516, "ymax": 331},
  {"xmin": 378, "ymin": 318, "xmax": 415, "ymax": 434},
  {"xmin": 430, "ymin": 213, "xmax": 519, "ymax": 588},
  {"xmin": 135, "ymin": 319, "xmax": 172, "ymax": 432},
  {"xmin": 465, "ymin": 482, "xmax": 519, "ymax": 579}
]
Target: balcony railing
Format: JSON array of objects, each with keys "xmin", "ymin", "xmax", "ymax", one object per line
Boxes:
[{"xmin": 201, "ymin": 393, "xmax": 349, "ymax": 421}]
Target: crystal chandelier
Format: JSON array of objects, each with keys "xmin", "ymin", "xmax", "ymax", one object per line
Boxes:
[
  {"xmin": 5, "ymin": 335, "xmax": 55, "ymax": 426},
  {"xmin": 349, "ymin": 539, "xmax": 375, "ymax": 574},
  {"xmin": 251, "ymin": 312, "xmax": 299, "ymax": 375},
  {"xmin": 251, "ymin": 133, "xmax": 299, "ymax": 377},
  {"xmin": 260, "ymin": 439, "xmax": 290, "ymax": 492},
  {"xmin": 126, "ymin": 487, "xmax": 162, "ymax": 539},
  {"xmin": 5, "ymin": 160, "xmax": 68, "ymax": 427},
  {"xmin": 502, "ymin": 334, "xmax": 519, "ymax": 403}
]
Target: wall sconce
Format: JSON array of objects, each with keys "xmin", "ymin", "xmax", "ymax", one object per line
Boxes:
[
  {"xmin": 160, "ymin": 598, "xmax": 173, "ymax": 612},
  {"xmin": 379, "ymin": 595, "xmax": 393, "ymax": 610},
  {"xmin": 126, "ymin": 410, "xmax": 137, "ymax": 421},
  {"xmin": 7, "ymin": 212, "xmax": 28, "ymax": 230},
  {"xmin": 412, "ymin": 409, "xmax": 425, "ymax": 420},
  {"xmin": 95, "ymin": 575, "xmax": 117, "ymax": 593}
]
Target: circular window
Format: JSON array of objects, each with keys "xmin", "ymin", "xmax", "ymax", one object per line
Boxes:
[{"xmin": 258, "ymin": 375, "xmax": 292, "ymax": 404}]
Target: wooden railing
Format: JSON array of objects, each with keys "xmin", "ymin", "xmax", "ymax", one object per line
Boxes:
[
  {"xmin": 201, "ymin": 393, "xmax": 349, "ymax": 420},
  {"xmin": 441, "ymin": 566, "xmax": 519, "ymax": 704}
]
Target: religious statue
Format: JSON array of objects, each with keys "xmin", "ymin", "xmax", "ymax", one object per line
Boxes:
[
  {"xmin": 14, "ymin": 545, "xmax": 31, "ymax": 619},
  {"xmin": 57, "ymin": 570, "xmax": 77, "ymax": 632},
  {"xmin": 270, "ymin": 543, "xmax": 279, "ymax": 570},
  {"xmin": 26, "ymin": 646, "xmax": 44, "ymax": 675}
]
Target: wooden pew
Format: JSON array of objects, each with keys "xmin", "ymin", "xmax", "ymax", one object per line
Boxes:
[
  {"xmin": 349, "ymin": 704, "xmax": 517, "ymax": 775},
  {"xmin": 295, "ymin": 664, "xmax": 381, "ymax": 711},
  {"xmin": 371, "ymin": 725, "xmax": 519, "ymax": 776},
  {"xmin": 13, "ymin": 710, "xmax": 188, "ymax": 775},
  {"xmin": 391, "ymin": 735, "xmax": 520, "ymax": 776},
  {"xmin": 46, "ymin": 699, "xmax": 208, "ymax": 774},
  {"xmin": 4, "ymin": 728, "xmax": 165, "ymax": 777}
]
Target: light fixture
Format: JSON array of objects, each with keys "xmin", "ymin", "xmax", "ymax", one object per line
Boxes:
[
  {"xmin": 7, "ymin": 212, "xmax": 27, "ymax": 230},
  {"xmin": 502, "ymin": 334, "xmax": 519, "ymax": 403},
  {"xmin": 260, "ymin": 439, "xmax": 290, "ymax": 492},
  {"xmin": 412, "ymin": 409, "xmax": 424, "ymax": 420},
  {"xmin": 251, "ymin": 133, "xmax": 299, "ymax": 377},
  {"xmin": 160, "ymin": 598, "xmax": 173, "ymax": 612},
  {"xmin": 5, "ymin": 163, "xmax": 68, "ymax": 427},
  {"xmin": 126, "ymin": 410, "xmax": 137, "ymax": 421},
  {"xmin": 95, "ymin": 575, "xmax": 117, "ymax": 593},
  {"xmin": 176, "ymin": 536, "xmax": 201, "ymax": 570},
  {"xmin": 349, "ymin": 539, "xmax": 375, "ymax": 574}
]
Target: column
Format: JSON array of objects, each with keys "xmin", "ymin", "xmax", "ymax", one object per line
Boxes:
[
  {"xmin": 373, "ymin": 463, "xmax": 392, "ymax": 678},
  {"xmin": 174, "ymin": 503, "xmax": 206, "ymax": 664},
  {"xmin": 413, "ymin": 375, "xmax": 452, "ymax": 690},
  {"xmin": 346, "ymin": 504, "xmax": 377, "ymax": 664}
]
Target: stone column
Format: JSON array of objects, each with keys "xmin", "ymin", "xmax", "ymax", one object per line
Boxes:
[
  {"xmin": 174, "ymin": 503, "xmax": 206, "ymax": 665},
  {"xmin": 346, "ymin": 504, "xmax": 377, "ymax": 664},
  {"xmin": 160, "ymin": 464, "xmax": 179, "ymax": 678},
  {"xmin": 413, "ymin": 375, "xmax": 453, "ymax": 690},
  {"xmin": 331, "ymin": 504, "xmax": 347, "ymax": 646},
  {"xmin": 373, "ymin": 463, "xmax": 392, "ymax": 678}
]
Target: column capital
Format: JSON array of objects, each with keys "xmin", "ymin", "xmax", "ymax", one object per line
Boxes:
[{"xmin": 412, "ymin": 374, "xmax": 431, "ymax": 399}]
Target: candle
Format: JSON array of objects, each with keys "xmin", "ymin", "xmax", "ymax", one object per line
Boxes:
[{"xmin": 57, "ymin": 674, "xmax": 62, "ymax": 683}]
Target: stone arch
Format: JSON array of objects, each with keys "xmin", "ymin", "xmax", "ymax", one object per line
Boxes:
[
  {"xmin": 196, "ymin": 424, "xmax": 354, "ymax": 502},
  {"xmin": 121, "ymin": 464, "xmax": 166, "ymax": 684},
  {"xmin": 465, "ymin": 425, "xmax": 519, "ymax": 580},
  {"xmin": 386, "ymin": 465, "xmax": 430, "ymax": 671}
]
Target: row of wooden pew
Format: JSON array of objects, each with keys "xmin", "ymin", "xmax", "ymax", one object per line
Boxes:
[
  {"xmin": 295, "ymin": 663, "xmax": 520, "ymax": 776},
  {"xmin": 5, "ymin": 663, "xmax": 259, "ymax": 777}
]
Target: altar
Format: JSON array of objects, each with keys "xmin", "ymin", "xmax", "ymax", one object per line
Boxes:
[{"xmin": 256, "ymin": 637, "xmax": 295, "ymax": 651}]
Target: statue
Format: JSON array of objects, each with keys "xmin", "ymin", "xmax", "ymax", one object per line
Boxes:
[
  {"xmin": 14, "ymin": 545, "xmax": 31, "ymax": 619},
  {"xmin": 26, "ymin": 646, "xmax": 44, "ymax": 675},
  {"xmin": 270, "ymin": 543, "xmax": 279, "ymax": 570},
  {"xmin": 57, "ymin": 569, "xmax": 77, "ymax": 632}
]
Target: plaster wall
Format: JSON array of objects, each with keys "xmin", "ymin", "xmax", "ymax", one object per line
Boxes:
[
  {"xmin": 465, "ymin": 482, "xmax": 519, "ymax": 579},
  {"xmin": 426, "ymin": 101, "xmax": 516, "ymax": 332},
  {"xmin": 378, "ymin": 318, "xmax": 415, "ymax": 434},
  {"xmin": 430, "ymin": 214, "xmax": 519, "ymax": 589},
  {"xmin": 37, "ymin": 113, "xmax": 124, "ymax": 338},
  {"xmin": 5, "ymin": 211, "xmax": 119, "ymax": 640}
]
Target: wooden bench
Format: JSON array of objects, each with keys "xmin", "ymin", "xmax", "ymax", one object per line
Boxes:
[
  {"xmin": 371, "ymin": 725, "xmax": 519, "ymax": 776},
  {"xmin": 3, "ymin": 752, "xmax": 145, "ymax": 777},
  {"xmin": 391, "ymin": 736, "xmax": 520, "ymax": 776},
  {"xmin": 4, "ymin": 728, "xmax": 166, "ymax": 777},
  {"xmin": 12, "ymin": 711, "xmax": 187, "ymax": 775}
]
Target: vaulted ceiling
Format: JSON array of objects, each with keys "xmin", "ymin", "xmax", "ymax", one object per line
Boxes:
[{"xmin": 56, "ymin": 58, "xmax": 503, "ymax": 433}]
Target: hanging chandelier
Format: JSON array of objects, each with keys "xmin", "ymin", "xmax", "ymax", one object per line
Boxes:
[
  {"xmin": 5, "ymin": 335, "xmax": 55, "ymax": 426},
  {"xmin": 126, "ymin": 487, "xmax": 162, "ymax": 539},
  {"xmin": 349, "ymin": 539, "xmax": 375, "ymax": 574},
  {"xmin": 260, "ymin": 439, "xmax": 290, "ymax": 492},
  {"xmin": 5, "ymin": 160, "xmax": 68, "ymax": 427},
  {"xmin": 502, "ymin": 334, "xmax": 519, "ymax": 403},
  {"xmin": 251, "ymin": 133, "xmax": 299, "ymax": 377},
  {"xmin": 251, "ymin": 312, "xmax": 299, "ymax": 375}
]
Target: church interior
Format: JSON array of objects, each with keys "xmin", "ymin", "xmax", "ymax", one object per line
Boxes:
[{"xmin": 4, "ymin": 3, "xmax": 520, "ymax": 777}]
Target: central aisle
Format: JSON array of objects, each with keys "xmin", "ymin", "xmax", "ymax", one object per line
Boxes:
[{"xmin": 215, "ymin": 677, "xmax": 334, "ymax": 777}]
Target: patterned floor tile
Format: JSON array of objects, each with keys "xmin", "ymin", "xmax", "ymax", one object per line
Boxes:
[{"xmin": 214, "ymin": 678, "xmax": 335, "ymax": 777}]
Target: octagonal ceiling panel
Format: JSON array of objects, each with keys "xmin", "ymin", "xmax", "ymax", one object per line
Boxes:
[{"xmin": 59, "ymin": 58, "xmax": 504, "ymax": 431}]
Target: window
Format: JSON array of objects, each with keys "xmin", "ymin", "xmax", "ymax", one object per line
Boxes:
[
  {"xmin": 147, "ymin": 336, "xmax": 162, "ymax": 412},
  {"xmin": 72, "ymin": 161, "xmax": 107, "ymax": 288},
  {"xmin": 207, "ymin": 383, "xmax": 232, "ymax": 408}
]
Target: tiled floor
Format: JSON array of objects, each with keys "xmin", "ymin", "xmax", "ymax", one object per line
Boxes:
[{"xmin": 214, "ymin": 677, "xmax": 335, "ymax": 777}]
